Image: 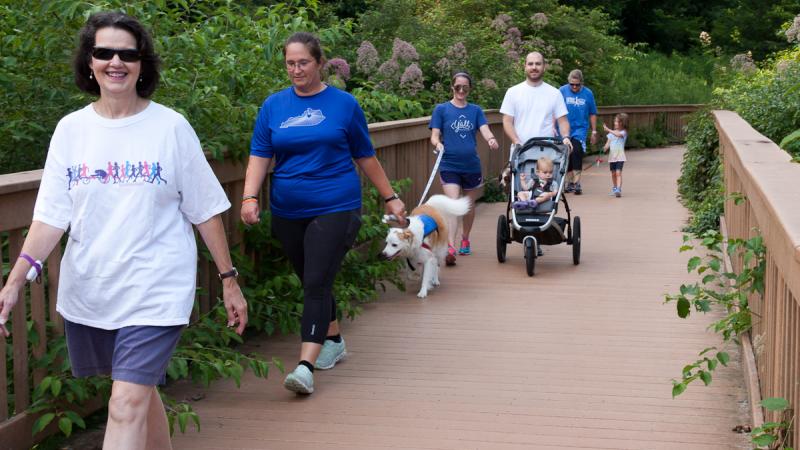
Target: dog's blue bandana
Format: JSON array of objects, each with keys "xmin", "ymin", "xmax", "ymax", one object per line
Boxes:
[{"xmin": 419, "ymin": 214, "xmax": 437, "ymax": 236}]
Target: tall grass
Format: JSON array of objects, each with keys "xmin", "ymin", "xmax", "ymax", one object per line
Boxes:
[{"xmin": 595, "ymin": 52, "xmax": 714, "ymax": 105}]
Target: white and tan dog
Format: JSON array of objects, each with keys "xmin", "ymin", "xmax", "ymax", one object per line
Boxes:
[{"xmin": 380, "ymin": 195, "xmax": 471, "ymax": 298}]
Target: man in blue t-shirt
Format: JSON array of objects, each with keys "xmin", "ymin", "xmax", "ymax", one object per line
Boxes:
[{"xmin": 559, "ymin": 69, "xmax": 598, "ymax": 195}]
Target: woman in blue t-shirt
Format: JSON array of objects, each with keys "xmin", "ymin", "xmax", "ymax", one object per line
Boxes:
[
  {"xmin": 241, "ymin": 32, "xmax": 405, "ymax": 395},
  {"xmin": 429, "ymin": 72, "xmax": 499, "ymax": 266}
]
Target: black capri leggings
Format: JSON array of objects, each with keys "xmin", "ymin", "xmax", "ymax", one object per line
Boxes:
[
  {"xmin": 271, "ymin": 209, "xmax": 362, "ymax": 344},
  {"xmin": 567, "ymin": 137, "xmax": 585, "ymax": 172}
]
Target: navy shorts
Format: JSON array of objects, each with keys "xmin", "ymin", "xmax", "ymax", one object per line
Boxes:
[
  {"xmin": 567, "ymin": 138, "xmax": 585, "ymax": 172},
  {"xmin": 440, "ymin": 171, "xmax": 483, "ymax": 190},
  {"xmin": 65, "ymin": 320, "xmax": 184, "ymax": 386},
  {"xmin": 610, "ymin": 161, "xmax": 625, "ymax": 172}
]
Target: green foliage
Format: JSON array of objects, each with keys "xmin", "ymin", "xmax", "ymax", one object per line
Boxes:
[
  {"xmin": 677, "ymin": 110, "xmax": 722, "ymax": 234},
  {"xmin": 598, "ymin": 51, "xmax": 713, "ymax": 105},
  {"xmin": 751, "ymin": 397, "xmax": 794, "ymax": 449},
  {"xmin": 479, "ymin": 179, "xmax": 506, "ymax": 203},
  {"xmin": 351, "ymin": 87, "xmax": 425, "ymax": 122},
  {"xmin": 665, "ymin": 227, "xmax": 766, "ymax": 396},
  {"xmin": 714, "ymin": 47, "xmax": 800, "ymax": 158},
  {"xmin": 0, "ymin": 0, "xmax": 349, "ymax": 174},
  {"xmin": 625, "ymin": 114, "xmax": 671, "ymax": 149}
]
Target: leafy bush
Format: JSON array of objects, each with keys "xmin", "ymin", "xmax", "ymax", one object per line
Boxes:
[
  {"xmin": 0, "ymin": 1, "xmax": 350, "ymax": 174},
  {"xmin": 677, "ymin": 110, "xmax": 722, "ymax": 233}
]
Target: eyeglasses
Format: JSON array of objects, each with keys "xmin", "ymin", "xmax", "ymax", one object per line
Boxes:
[
  {"xmin": 92, "ymin": 47, "xmax": 141, "ymax": 62},
  {"xmin": 569, "ymin": 82, "xmax": 581, "ymax": 88},
  {"xmin": 453, "ymin": 85, "xmax": 470, "ymax": 93},
  {"xmin": 285, "ymin": 60, "xmax": 313, "ymax": 70}
]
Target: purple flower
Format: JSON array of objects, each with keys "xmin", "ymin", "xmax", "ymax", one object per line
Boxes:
[
  {"xmin": 400, "ymin": 63, "xmax": 424, "ymax": 96},
  {"xmin": 447, "ymin": 42, "xmax": 468, "ymax": 66},
  {"xmin": 356, "ymin": 41, "xmax": 380, "ymax": 74},
  {"xmin": 435, "ymin": 57, "xmax": 451, "ymax": 78},
  {"xmin": 491, "ymin": 14, "xmax": 512, "ymax": 32},
  {"xmin": 392, "ymin": 38, "xmax": 419, "ymax": 62},
  {"xmin": 377, "ymin": 58, "xmax": 400, "ymax": 78},
  {"xmin": 787, "ymin": 15, "xmax": 800, "ymax": 44},
  {"xmin": 730, "ymin": 53, "xmax": 756, "ymax": 73},
  {"xmin": 531, "ymin": 13, "xmax": 548, "ymax": 29},
  {"xmin": 325, "ymin": 58, "xmax": 351, "ymax": 81},
  {"xmin": 480, "ymin": 78, "xmax": 497, "ymax": 90}
]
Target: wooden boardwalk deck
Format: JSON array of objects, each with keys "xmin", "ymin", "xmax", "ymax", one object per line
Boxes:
[{"xmin": 169, "ymin": 145, "xmax": 751, "ymax": 449}]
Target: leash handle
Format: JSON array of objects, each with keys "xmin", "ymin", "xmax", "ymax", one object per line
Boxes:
[{"xmin": 417, "ymin": 147, "xmax": 445, "ymax": 207}]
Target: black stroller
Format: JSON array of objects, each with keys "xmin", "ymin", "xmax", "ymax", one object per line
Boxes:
[{"xmin": 496, "ymin": 137, "xmax": 581, "ymax": 276}]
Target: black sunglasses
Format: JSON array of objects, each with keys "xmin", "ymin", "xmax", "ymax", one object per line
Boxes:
[
  {"xmin": 569, "ymin": 82, "xmax": 581, "ymax": 87},
  {"xmin": 453, "ymin": 85, "xmax": 470, "ymax": 92},
  {"xmin": 92, "ymin": 47, "xmax": 141, "ymax": 62}
]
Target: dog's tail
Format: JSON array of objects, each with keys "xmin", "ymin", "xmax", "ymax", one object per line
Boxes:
[{"xmin": 424, "ymin": 194, "xmax": 471, "ymax": 218}]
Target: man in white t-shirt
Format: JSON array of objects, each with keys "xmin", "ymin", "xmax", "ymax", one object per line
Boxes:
[{"xmin": 500, "ymin": 52, "xmax": 572, "ymax": 152}]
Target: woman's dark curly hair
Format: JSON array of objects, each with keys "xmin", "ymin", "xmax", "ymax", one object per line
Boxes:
[{"xmin": 73, "ymin": 11, "xmax": 160, "ymax": 98}]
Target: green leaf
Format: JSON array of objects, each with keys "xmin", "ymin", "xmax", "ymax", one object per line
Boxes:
[
  {"xmin": 751, "ymin": 433, "xmax": 776, "ymax": 446},
  {"xmin": 779, "ymin": 128, "xmax": 800, "ymax": 148},
  {"xmin": 178, "ymin": 411, "xmax": 189, "ymax": 433},
  {"xmin": 716, "ymin": 352, "xmax": 730, "ymax": 366},
  {"xmin": 677, "ymin": 298, "xmax": 690, "ymax": 318},
  {"xmin": 32, "ymin": 413, "xmax": 55, "ymax": 435},
  {"xmin": 699, "ymin": 371, "xmax": 712, "ymax": 386},
  {"xmin": 63, "ymin": 410, "xmax": 86, "ymax": 429},
  {"xmin": 687, "ymin": 256, "xmax": 702, "ymax": 273},
  {"xmin": 51, "ymin": 379, "xmax": 62, "ymax": 397},
  {"xmin": 671, "ymin": 382, "xmax": 687, "ymax": 398},
  {"xmin": 58, "ymin": 417, "xmax": 73, "ymax": 437},
  {"xmin": 761, "ymin": 397, "xmax": 790, "ymax": 411}
]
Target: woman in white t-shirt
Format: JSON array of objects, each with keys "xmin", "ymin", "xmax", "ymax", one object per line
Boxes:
[{"xmin": 0, "ymin": 12, "xmax": 247, "ymax": 449}]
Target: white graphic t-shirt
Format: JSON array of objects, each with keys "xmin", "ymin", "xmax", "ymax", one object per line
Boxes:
[{"xmin": 34, "ymin": 102, "xmax": 230, "ymax": 329}]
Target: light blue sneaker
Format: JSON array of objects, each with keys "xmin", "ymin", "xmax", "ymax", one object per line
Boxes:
[
  {"xmin": 284, "ymin": 365, "xmax": 314, "ymax": 394},
  {"xmin": 315, "ymin": 338, "xmax": 346, "ymax": 370}
]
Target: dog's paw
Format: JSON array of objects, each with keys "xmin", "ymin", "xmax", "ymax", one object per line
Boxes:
[
  {"xmin": 416, "ymin": 290, "xmax": 428, "ymax": 299},
  {"xmin": 432, "ymin": 278, "xmax": 440, "ymax": 286}
]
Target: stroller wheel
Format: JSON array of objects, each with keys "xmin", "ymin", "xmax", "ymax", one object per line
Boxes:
[
  {"xmin": 524, "ymin": 239, "xmax": 536, "ymax": 277},
  {"xmin": 572, "ymin": 216, "xmax": 581, "ymax": 265},
  {"xmin": 496, "ymin": 215, "xmax": 508, "ymax": 263}
]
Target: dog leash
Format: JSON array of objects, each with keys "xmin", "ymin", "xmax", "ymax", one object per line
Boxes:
[{"xmin": 417, "ymin": 147, "xmax": 445, "ymax": 207}]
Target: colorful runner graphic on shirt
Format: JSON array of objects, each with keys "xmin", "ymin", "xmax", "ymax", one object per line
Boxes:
[
  {"xmin": 280, "ymin": 108, "xmax": 326, "ymax": 128},
  {"xmin": 66, "ymin": 161, "xmax": 167, "ymax": 190}
]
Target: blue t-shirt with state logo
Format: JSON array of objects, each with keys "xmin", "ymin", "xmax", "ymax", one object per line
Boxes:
[
  {"xmin": 429, "ymin": 102, "xmax": 488, "ymax": 173},
  {"xmin": 250, "ymin": 86, "xmax": 375, "ymax": 219},
  {"xmin": 559, "ymin": 85, "xmax": 598, "ymax": 145}
]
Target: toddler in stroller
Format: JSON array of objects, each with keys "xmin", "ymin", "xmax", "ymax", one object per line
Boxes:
[{"xmin": 512, "ymin": 157, "xmax": 557, "ymax": 210}]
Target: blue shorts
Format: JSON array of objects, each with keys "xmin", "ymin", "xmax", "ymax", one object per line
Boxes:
[
  {"xmin": 440, "ymin": 171, "xmax": 483, "ymax": 190},
  {"xmin": 610, "ymin": 161, "xmax": 625, "ymax": 172},
  {"xmin": 65, "ymin": 320, "xmax": 184, "ymax": 386}
]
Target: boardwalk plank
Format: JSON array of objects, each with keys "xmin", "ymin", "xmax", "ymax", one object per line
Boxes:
[{"xmin": 170, "ymin": 146, "xmax": 750, "ymax": 449}]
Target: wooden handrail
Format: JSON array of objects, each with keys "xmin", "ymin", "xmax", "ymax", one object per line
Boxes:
[{"xmin": 714, "ymin": 110, "xmax": 800, "ymax": 448}]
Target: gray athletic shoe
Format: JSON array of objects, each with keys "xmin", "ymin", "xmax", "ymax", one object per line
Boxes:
[
  {"xmin": 315, "ymin": 338, "xmax": 346, "ymax": 370},
  {"xmin": 284, "ymin": 365, "xmax": 314, "ymax": 394}
]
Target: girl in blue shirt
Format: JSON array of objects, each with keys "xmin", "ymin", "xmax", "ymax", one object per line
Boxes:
[
  {"xmin": 429, "ymin": 72, "xmax": 499, "ymax": 266},
  {"xmin": 241, "ymin": 32, "xmax": 405, "ymax": 395}
]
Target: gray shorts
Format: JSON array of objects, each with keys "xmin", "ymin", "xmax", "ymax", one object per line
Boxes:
[{"xmin": 65, "ymin": 320, "xmax": 184, "ymax": 386}]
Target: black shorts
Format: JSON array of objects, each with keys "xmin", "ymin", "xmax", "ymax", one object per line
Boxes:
[
  {"xmin": 610, "ymin": 161, "xmax": 625, "ymax": 172},
  {"xmin": 567, "ymin": 138, "xmax": 585, "ymax": 172},
  {"xmin": 439, "ymin": 171, "xmax": 483, "ymax": 190}
]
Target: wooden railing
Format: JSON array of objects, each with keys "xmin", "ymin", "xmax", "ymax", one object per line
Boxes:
[
  {"xmin": 0, "ymin": 105, "xmax": 695, "ymax": 448},
  {"xmin": 597, "ymin": 104, "xmax": 701, "ymax": 142},
  {"xmin": 714, "ymin": 110, "xmax": 800, "ymax": 447}
]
